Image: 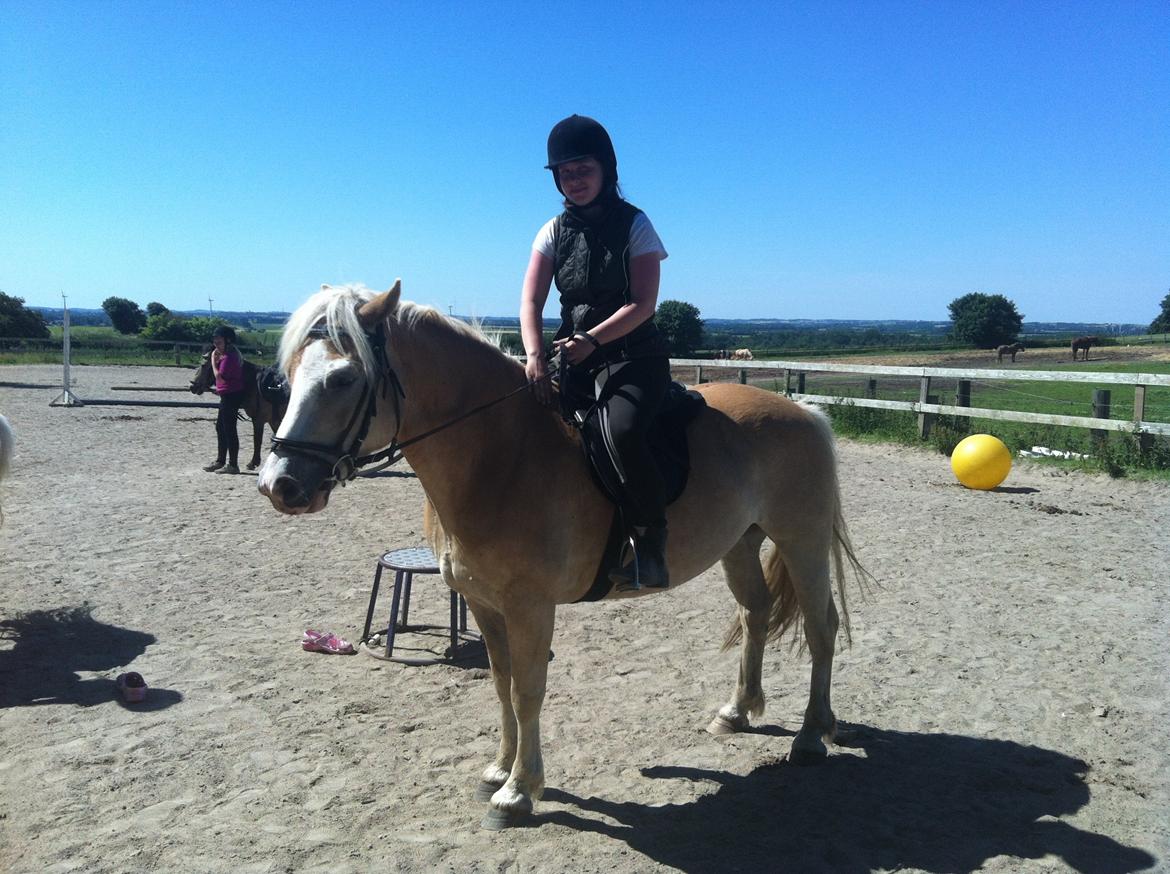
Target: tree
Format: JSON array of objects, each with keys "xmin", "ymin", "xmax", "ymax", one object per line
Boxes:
[
  {"xmin": 146, "ymin": 301, "xmax": 170, "ymax": 318},
  {"xmin": 101, "ymin": 296, "xmax": 147, "ymax": 334},
  {"xmin": 0, "ymin": 292, "xmax": 51, "ymax": 338},
  {"xmin": 655, "ymin": 299, "xmax": 704, "ymax": 356},
  {"xmin": 1149, "ymin": 292, "xmax": 1170, "ymax": 334},
  {"xmin": 947, "ymin": 293, "xmax": 1024, "ymax": 348},
  {"xmin": 140, "ymin": 313, "xmax": 196, "ymax": 342}
]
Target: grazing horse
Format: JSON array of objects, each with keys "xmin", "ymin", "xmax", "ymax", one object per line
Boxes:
[
  {"xmin": 996, "ymin": 342, "xmax": 1025, "ymax": 363},
  {"xmin": 257, "ymin": 282, "xmax": 868, "ymax": 829},
  {"xmin": 1071, "ymin": 335, "xmax": 1098, "ymax": 361},
  {"xmin": 730, "ymin": 348, "xmax": 753, "ymax": 360},
  {"xmin": 189, "ymin": 354, "xmax": 288, "ymax": 470}
]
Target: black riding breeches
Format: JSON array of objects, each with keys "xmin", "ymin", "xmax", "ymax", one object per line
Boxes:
[
  {"xmin": 568, "ymin": 356, "xmax": 670, "ymax": 528},
  {"xmin": 215, "ymin": 391, "xmax": 246, "ymax": 465}
]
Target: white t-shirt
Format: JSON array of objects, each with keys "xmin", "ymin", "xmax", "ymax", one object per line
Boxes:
[{"xmin": 532, "ymin": 212, "xmax": 668, "ymax": 262}]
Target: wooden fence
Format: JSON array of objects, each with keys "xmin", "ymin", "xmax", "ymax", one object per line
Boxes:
[{"xmin": 673, "ymin": 358, "xmax": 1170, "ymax": 439}]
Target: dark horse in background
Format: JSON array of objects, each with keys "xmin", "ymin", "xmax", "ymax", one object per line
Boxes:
[
  {"xmin": 189, "ymin": 354, "xmax": 288, "ymax": 470},
  {"xmin": 1071, "ymin": 335, "xmax": 1098, "ymax": 361}
]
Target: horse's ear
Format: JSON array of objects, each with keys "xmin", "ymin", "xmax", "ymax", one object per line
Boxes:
[{"xmin": 358, "ymin": 279, "xmax": 402, "ymax": 329}]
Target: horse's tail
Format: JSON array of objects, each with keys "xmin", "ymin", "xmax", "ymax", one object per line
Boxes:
[
  {"xmin": 0, "ymin": 415, "xmax": 13, "ymax": 523},
  {"xmin": 722, "ymin": 404, "xmax": 873, "ymax": 652},
  {"xmin": 0, "ymin": 415, "xmax": 12, "ymax": 482}
]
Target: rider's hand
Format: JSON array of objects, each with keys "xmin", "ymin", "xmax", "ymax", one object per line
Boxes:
[
  {"xmin": 553, "ymin": 336, "xmax": 592, "ymax": 366},
  {"xmin": 525, "ymin": 355, "xmax": 553, "ymax": 406}
]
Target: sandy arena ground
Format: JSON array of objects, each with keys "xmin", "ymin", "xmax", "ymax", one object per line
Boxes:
[{"xmin": 1, "ymin": 362, "xmax": 1167, "ymax": 873}]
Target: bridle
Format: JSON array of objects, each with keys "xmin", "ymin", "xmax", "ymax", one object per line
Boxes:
[{"xmin": 269, "ymin": 321, "xmax": 538, "ymax": 490}]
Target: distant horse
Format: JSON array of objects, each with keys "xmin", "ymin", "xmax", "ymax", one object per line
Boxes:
[
  {"xmin": 0, "ymin": 414, "xmax": 12, "ymax": 521},
  {"xmin": 258, "ymin": 282, "xmax": 869, "ymax": 829},
  {"xmin": 189, "ymin": 354, "xmax": 288, "ymax": 470},
  {"xmin": 730, "ymin": 348, "xmax": 754, "ymax": 360},
  {"xmin": 996, "ymin": 342, "xmax": 1025, "ymax": 363},
  {"xmin": 1071, "ymin": 336, "xmax": 1098, "ymax": 361}
]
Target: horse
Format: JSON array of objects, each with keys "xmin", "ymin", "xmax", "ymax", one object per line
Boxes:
[
  {"xmin": 1071, "ymin": 336, "xmax": 1098, "ymax": 361},
  {"xmin": 189, "ymin": 353, "xmax": 288, "ymax": 470},
  {"xmin": 730, "ymin": 348, "xmax": 753, "ymax": 361},
  {"xmin": 257, "ymin": 282, "xmax": 869, "ymax": 829},
  {"xmin": 996, "ymin": 342, "xmax": 1025, "ymax": 363}
]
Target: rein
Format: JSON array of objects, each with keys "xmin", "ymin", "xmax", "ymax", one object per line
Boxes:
[{"xmin": 270, "ymin": 322, "xmax": 541, "ymax": 488}]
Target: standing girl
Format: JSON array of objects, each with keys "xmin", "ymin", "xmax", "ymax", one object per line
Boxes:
[
  {"xmin": 519, "ymin": 114, "xmax": 671, "ymax": 590},
  {"xmin": 204, "ymin": 325, "xmax": 245, "ymax": 474}
]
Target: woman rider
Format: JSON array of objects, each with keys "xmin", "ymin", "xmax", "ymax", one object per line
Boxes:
[{"xmin": 520, "ymin": 114, "xmax": 671, "ymax": 591}]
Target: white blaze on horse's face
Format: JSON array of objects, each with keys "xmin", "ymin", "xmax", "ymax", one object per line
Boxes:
[{"xmin": 257, "ymin": 339, "xmax": 371, "ymax": 514}]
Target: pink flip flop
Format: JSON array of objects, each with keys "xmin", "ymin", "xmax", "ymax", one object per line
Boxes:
[
  {"xmin": 301, "ymin": 630, "xmax": 355, "ymax": 655},
  {"xmin": 116, "ymin": 672, "xmax": 148, "ymax": 703}
]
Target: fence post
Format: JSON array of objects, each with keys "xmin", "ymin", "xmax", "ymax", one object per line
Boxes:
[
  {"xmin": 865, "ymin": 378, "xmax": 877, "ymax": 399},
  {"xmin": 174, "ymin": 343, "xmax": 181, "ymax": 365},
  {"xmin": 796, "ymin": 372, "xmax": 806, "ymax": 394},
  {"xmin": 956, "ymin": 379, "xmax": 971, "ymax": 408},
  {"xmin": 1091, "ymin": 389, "xmax": 1111, "ymax": 445},
  {"xmin": 738, "ymin": 368, "xmax": 747, "ymax": 385},
  {"xmin": 695, "ymin": 365, "xmax": 703, "ymax": 385},
  {"xmin": 916, "ymin": 376, "xmax": 933, "ymax": 439},
  {"xmin": 1134, "ymin": 385, "xmax": 1151, "ymax": 453},
  {"xmin": 920, "ymin": 394, "xmax": 939, "ymax": 439},
  {"xmin": 783, "ymin": 369, "xmax": 791, "ymax": 396}
]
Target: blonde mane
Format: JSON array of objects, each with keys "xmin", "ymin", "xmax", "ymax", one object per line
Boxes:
[{"xmin": 278, "ymin": 283, "xmax": 505, "ymax": 383}]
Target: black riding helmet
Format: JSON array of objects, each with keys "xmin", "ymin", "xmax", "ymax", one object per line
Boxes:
[
  {"xmin": 212, "ymin": 325, "xmax": 237, "ymax": 344},
  {"xmin": 545, "ymin": 114, "xmax": 618, "ymax": 196}
]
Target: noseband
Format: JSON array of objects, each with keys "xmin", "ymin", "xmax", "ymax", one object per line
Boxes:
[{"xmin": 269, "ymin": 323, "xmax": 406, "ymax": 489}]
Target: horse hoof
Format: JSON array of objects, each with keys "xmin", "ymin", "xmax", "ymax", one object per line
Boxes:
[
  {"xmin": 707, "ymin": 714, "xmax": 746, "ymax": 736},
  {"xmin": 788, "ymin": 744, "xmax": 828, "ymax": 766},
  {"xmin": 474, "ymin": 780, "xmax": 502, "ymax": 803},
  {"xmin": 480, "ymin": 807, "xmax": 530, "ymax": 831}
]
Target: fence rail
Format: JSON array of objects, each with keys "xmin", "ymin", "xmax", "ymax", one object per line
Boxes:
[{"xmin": 672, "ymin": 358, "xmax": 1170, "ymax": 438}]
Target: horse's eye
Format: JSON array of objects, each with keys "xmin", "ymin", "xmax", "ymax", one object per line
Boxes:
[{"xmin": 326, "ymin": 370, "xmax": 358, "ymax": 390}]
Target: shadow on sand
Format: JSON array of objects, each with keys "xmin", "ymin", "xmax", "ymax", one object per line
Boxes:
[
  {"xmin": 0, "ymin": 603, "xmax": 181, "ymax": 709},
  {"xmin": 533, "ymin": 722, "xmax": 1156, "ymax": 873}
]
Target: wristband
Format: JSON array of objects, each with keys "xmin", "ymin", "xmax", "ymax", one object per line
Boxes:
[{"xmin": 572, "ymin": 331, "xmax": 601, "ymax": 349}]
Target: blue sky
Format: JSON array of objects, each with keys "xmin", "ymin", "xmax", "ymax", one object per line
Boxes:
[{"xmin": 2, "ymin": 1, "xmax": 1167, "ymax": 324}]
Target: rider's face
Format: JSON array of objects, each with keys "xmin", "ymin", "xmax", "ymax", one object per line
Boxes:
[{"xmin": 557, "ymin": 158, "xmax": 603, "ymax": 206}]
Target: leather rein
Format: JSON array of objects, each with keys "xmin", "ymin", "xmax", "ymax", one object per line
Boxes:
[{"xmin": 269, "ymin": 323, "xmax": 536, "ymax": 489}]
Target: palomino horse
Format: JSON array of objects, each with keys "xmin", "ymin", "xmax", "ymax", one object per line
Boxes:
[
  {"xmin": 1071, "ymin": 335, "xmax": 1098, "ymax": 361},
  {"xmin": 996, "ymin": 342, "xmax": 1025, "ymax": 363},
  {"xmin": 258, "ymin": 282, "xmax": 868, "ymax": 829},
  {"xmin": 189, "ymin": 354, "xmax": 288, "ymax": 470},
  {"xmin": 730, "ymin": 348, "xmax": 754, "ymax": 360}
]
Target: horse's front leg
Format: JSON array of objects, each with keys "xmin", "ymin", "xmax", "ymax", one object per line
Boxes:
[
  {"xmin": 465, "ymin": 599, "xmax": 516, "ymax": 800},
  {"xmin": 483, "ymin": 600, "xmax": 556, "ymax": 830},
  {"xmin": 245, "ymin": 414, "xmax": 263, "ymax": 470}
]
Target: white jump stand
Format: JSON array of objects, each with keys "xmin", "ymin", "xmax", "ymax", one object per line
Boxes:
[{"xmin": 360, "ymin": 546, "xmax": 479, "ymax": 665}]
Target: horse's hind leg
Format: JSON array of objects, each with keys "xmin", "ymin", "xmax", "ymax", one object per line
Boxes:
[
  {"xmin": 779, "ymin": 540, "xmax": 840, "ymax": 764},
  {"xmin": 709, "ymin": 528, "xmax": 770, "ymax": 735}
]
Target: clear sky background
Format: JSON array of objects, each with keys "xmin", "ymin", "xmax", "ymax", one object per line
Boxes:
[{"xmin": 2, "ymin": 1, "xmax": 1167, "ymax": 324}]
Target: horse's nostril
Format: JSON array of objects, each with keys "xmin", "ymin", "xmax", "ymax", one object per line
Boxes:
[{"xmin": 273, "ymin": 475, "xmax": 310, "ymax": 509}]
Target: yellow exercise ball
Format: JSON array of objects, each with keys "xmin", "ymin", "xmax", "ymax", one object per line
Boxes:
[{"xmin": 951, "ymin": 434, "xmax": 1012, "ymax": 490}]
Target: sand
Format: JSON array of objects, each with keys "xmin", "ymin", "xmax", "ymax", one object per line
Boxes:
[{"xmin": 1, "ymin": 362, "xmax": 1167, "ymax": 873}]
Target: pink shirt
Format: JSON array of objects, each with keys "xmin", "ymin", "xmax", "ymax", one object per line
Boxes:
[{"xmin": 215, "ymin": 347, "xmax": 245, "ymax": 394}]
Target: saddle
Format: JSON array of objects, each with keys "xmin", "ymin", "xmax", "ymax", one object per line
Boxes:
[
  {"xmin": 557, "ymin": 357, "xmax": 706, "ymax": 601},
  {"xmin": 257, "ymin": 365, "xmax": 290, "ymax": 406}
]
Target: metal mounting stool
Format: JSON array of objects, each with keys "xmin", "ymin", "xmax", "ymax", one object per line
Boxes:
[{"xmin": 360, "ymin": 546, "xmax": 478, "ymax": 664}]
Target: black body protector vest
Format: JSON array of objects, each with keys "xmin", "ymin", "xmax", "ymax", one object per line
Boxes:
[{"xmin": 552, "ymin": 200, "xmax": 666, "ymax": 362}]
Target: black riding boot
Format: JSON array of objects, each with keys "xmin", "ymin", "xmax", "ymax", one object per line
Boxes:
[{"xmin": 610, "ymin": 524, "xmax": 670, "ymax": 592}]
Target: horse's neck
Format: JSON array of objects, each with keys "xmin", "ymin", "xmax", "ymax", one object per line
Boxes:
[{"xmin": 388, "ymin": 319, "xmax": 581, "ymax": 535}]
